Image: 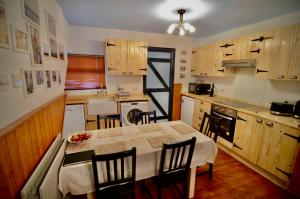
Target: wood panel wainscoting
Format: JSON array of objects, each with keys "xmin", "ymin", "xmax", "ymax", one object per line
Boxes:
[
  {"xmin": 0, "ymin": 93, "xmax": 66, "ymax": 199},
  {"xmin": 172, "ymin": 83, "xmax": 182, "ymax": 121}
]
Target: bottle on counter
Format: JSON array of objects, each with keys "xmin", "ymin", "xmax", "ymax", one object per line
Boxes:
[{"xmin": 209, "ymin": 83, "xmax": 215, "ymax": 97}]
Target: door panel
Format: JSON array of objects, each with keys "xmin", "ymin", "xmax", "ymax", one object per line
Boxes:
[{"xmin": 144, "ymin": 47, "xmax": 175, "ymax": 121}]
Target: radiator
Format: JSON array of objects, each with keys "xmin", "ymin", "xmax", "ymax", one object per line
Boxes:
[{"xmin": 39, "ymin": 139, "xmax": 67, "ymax": 199}]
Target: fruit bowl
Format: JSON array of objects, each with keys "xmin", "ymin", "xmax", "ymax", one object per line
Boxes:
[{"xmin": 68, "ymin": 132, "xmax": 91, "ymax": 144}]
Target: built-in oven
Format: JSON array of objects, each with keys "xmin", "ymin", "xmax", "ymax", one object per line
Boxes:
[{"xmin": 211, "ymin": 104, "xmax": 237, "ymax": 143}]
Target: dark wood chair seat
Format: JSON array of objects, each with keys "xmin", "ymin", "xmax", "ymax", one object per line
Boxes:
[{"xmin": 91, "ymin": 147, "xmax": 136, "ymax": 199}]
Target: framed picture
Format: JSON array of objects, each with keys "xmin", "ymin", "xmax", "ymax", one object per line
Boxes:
[
  {"xmin": 57, "ymin": 70, "xmax": 61, "ymax": 84},
  {"xmin": 0, "ymin": 3, "xmax": 9, "ymax": 49},
  {"xmin": 27, "ymin": 23, "xmax": 43, "ymax": 66},
  {"xmin": 11, "ymin": 25, "xmax": 29, "ymax": 54},
  {"xmin": 45, "ymin": 70, "xmax": 51, "ymax": 88},
  {"xmin": 49, "ymin": 37, "xmax": 58, "ymax": 59},
  {"xmin": 23, "ymin": 70, "xmax": 34, "ymax": 97},
  {"xmin": 52, "ymin": 71, "xmax": 57, "ymax": 83},
  {"xmin": 21, "ymin": 0, "xmax": 40, "ymax": 27},
  {"xmin": 58, "ymin": 43, "xmax": 65, "ymax": 61},
  {"xmin": 35, "ymin": 70, "xmax": 44, "ymax": 87},
  {"xmin": 42, "ymin": 42, "xmax": 50, "ymax": 58},
  {"xmin": 45, "ymin": 11, "xmax": 56, "ymax": 37},
  {"xmin": 0, "ymin": 73, "xmax": 9, "ymax": 91}
]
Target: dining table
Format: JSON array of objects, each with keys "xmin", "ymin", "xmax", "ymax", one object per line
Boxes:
[{"xmin": 58, "ymin": 120, "xmax": 218, "ymax": 198}]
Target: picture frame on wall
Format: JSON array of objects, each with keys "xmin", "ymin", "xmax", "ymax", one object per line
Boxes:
[
  {"xmin": 0, "ymin": 73, "xmax": 9, "ymax": 91},
  {"xmin": 57, "ymin": 70, "xmax": 61, "ymax": 84},
  {"xmin": 45, "ymin": 70, "xmax": 51, "ymax": 88},
  {"xmin": 49, "ymin": 37, "xmax": 58, "ymax": 59},
  {"xmin": 27, "ymin": 23, "xmax": 43, "ymax": 66},
  {"xmin": 11, "ymin": 25, "xmax": 29, "ymax": 54},
  {"xmin": 23, "ymin": 70, "xmax": 34, "ymax": 97},
  {"xmin": 58, "ymin": 43, "xmax": 65, "ymax": 61},
  {"xmin": 35, "ymin": 70, "xmax": 44, "ymax": 88},
  {"xmin": 21, "ymin": 0, "xmax": 40, "ymax": 27},
  {"xmin": 52, "ymin": 71, "xmax": 57, "ymax": 83},
  {"xmin": 42, "ymin": 41, "xmax": 50, "ymax": 58},
  {"xmin": 0, "ymin": 3, "xmax": 10, "ymax": 49},
  {"xmin": 45, "ymin": 11, "xmax": 56, "ymax": 37}
]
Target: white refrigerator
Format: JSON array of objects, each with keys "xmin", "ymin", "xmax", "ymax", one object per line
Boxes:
[{"xmin": 180, "ymin": 96, "xmax": 194, "ymax": 126}]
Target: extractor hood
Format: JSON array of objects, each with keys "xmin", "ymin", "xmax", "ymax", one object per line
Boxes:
[{"xmin": 222, "ymin": 59, "xmax": 256, "ymax": 68}]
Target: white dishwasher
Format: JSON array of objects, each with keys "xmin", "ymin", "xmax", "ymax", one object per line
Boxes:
[
  {"xmin": 180, "ymin": 96, "xmax": 194, "ymax": 126},
  {"xmin": 63, "ymin": 104, "xmax": 86, "ymax": 138}
]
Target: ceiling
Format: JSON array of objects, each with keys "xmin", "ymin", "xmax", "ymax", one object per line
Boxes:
[{"xmin": 57, "ymin": 0, "xmax": 300, "ymax": 38}]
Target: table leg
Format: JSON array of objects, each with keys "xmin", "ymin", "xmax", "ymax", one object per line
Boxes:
[
  {"xmin": 87, "ymin": 192, "xmax": 95, "ymax": 199},
  {"xmin": 188, "ymin": 167, "xmax": 196, "ymax": 198}
]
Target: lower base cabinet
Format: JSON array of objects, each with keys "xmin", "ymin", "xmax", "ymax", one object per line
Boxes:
[{"xmin": 192, "ymin": 99, "xmax": 211, "ymax": 129}]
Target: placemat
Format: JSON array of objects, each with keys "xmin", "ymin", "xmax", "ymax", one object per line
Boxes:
[
  {"xmin": 138, "ymin": 124, "xmax": 163, "ymax": 133},
  {"xmin": 98, "ymin": 128, "xmax": 124, "ymax": 138},
  {"xmin": 170, "ymin": 124, "xmax": 196, "ymax": 134},
  {"xmin": 148, "ymin": 135, "xmax": 178, "ymax": 148},
  {"xmin": 95, "ymin": 141, "xmax": 127, "ymax": 155}
]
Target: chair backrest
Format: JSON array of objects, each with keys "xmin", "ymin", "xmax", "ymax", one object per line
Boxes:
[
  {"xmin": 91, "ymin": 147, "xmax": 136, "ymax": 198},
  {"xmin": 199, "ymin": 112, "xmax": 221, "ymax": 142},
  {"xmin": 158, "ymin": 137, "xmax": 196, "ymax": 176},
  {"xmin": 135, "ymin": 110, "xmax": 157, "ymax": 125},
  {"xmin": 97, "ymin": 113, "xmax": 122, "ymax": 129}
]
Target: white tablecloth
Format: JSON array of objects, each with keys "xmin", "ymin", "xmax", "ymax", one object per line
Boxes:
[{"xmin": 58, "ymin": 121, "xmax": 218, "ymax": 196}]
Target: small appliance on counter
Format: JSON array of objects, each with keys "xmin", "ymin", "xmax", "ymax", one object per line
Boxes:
[
  {"xmin": 188, "ymin": 82, "xmax": 211, "ymax": 95},
  {"xmin": 270, "ymin": 101, "xmax": 294, "ymax": 116},
  {"xmin": 293, "ymin": 100, "xmax": 300, "ymax": 119}
]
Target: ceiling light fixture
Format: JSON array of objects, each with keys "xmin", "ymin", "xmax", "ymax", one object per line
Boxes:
[{"xmin": 167, "ymin": 9, "xmax": 196, "ymax": 36}]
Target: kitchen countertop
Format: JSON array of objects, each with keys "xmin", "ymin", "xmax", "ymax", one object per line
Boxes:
[{"xmin": 182, "ymin": 92, "xmax": 300, "ymax": 130}]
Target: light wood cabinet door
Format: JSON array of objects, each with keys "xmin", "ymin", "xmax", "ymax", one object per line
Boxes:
[
  {"xmin": 233, "ymin": 113, "xmax": 263, "ymax": 164},
  {"xmin": 287, "ymin": 24, "xmax": 300, "ymax": 81},
  {"xmin": 247, "ymin": 31, "xmax": 275, "ymax": 79},
  {"xmin": 106, "ymin": 39, "xmax": 128, "ymax": 75},
  {"xmin": 137, "ymin": 41, "xmax": 148, "ymax": 75},
  {"xmin": 192, "ymin": 99, "xmax": 211, "ymax": 130},
  {"xmin": 191, "ymin": 48, "xmax": 200, "ymax": 75},
  {"xmin": 219, "ymin": 39, "xmax": 237, "ymax": 61},
  {"xmin": 270, "ymin": 26, "xmax": 294, "ymax": 80}
]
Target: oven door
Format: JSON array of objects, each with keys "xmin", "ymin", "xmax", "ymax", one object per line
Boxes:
[{"xmin": 211, "ymin": 110, "xmax": 236, "ymax": 143}]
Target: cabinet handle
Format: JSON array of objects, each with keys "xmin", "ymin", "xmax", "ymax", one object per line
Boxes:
[
  {"xmin": 192, "ymin": 51, "xmax": 197, "ymax": 54},
  {"xmin": 276, "ymin": 75, "xmax": 285, "ymax": 79},
  {"xmin": 266, "ymin": 121, "xmax": 273, "ymax": 126},
  {"xmin": 199, "ymin": 109, "xmax": 203, "ymax": 113},
  {"xmin": 140, "ymin": 45, "xmax": 147, "ymax": 48},
  {"xmin": 288, "ymin": 75, "xmax": 297, "ymax": 80},
  {"xmin": 200, "ymin": 101, "xmax": 204, "ymax": 105},
  {"xmin": 122, "ymin": 72, "xmax": 127, "ymax": 75},
  {"xmin": 225, "ymin": 53, "xmax": 233, "ymax": 56},
  {"xmin": 257, "ymin": 69, "xmax": 268, "ymax": 74},
  {"xmin": 106, "ymin": 42, "xmax": 116, "ymax": 46},
  {"xmin": 86, "ymin": 119, "xmax": 96, "ymax": 123},
  {"xmin": 233, "ymin": 143, "xmax": 243, "ymax": 150},
  {"xmin": 250, "ymin": 49, "xmax": 261, "ymax": 53},
  {"xmin": 217, "ymin": 69, "xmax": 225, "ymax": 73},
  {"xmin": 256, "ymin": 118, "xmax": 263, "ymax": 123},
  {"xmin": 276, "ymin": 168, "xmax": 292, "ymax": 179},
  {"xmin": 108, "ymin": 67, "xmax": 117, "ymax": 71},
  {"xmin": 220, "ymin": 43, "xmax": 234, "ymax": 48},
  {"xmin": 139, "ymin": 68, "xmax": 147, "ymax": 71},
  {"xmin": 191, "ymin": 69, "xmax": 195, "ymax": 72},
  {"xmin": 198, "ymin": 116, "xmax": 202, "ymax": 120},
  {"xmin": 237, "ymin": 116, "xmax": 247, "ymax": 122},
  {"xmin": 129, "ymin": 72, "xmax": 133, "ymax": 75},
  {"xmin": 251, "ymin": 36, "xmax": 273, "ymax": 42},
  {"xmin": 283, "ymin": 133, "xmax": 300, "ymax": 142}
]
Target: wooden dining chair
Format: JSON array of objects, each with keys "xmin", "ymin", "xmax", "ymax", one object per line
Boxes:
[
  {"xmin": 96, "ymin": 113, "xmax": 122, "ymax": 129},
  {"xmin": 134, "ymin": 110, "xmax": 157, "ymax": 125},
  {"xmin": 91, "ymin": 147, "xmax": 136, "ymax": 199},
  {"xmin": 197, "ymin": 112, "xmax": 221, "ymax": 179},
  {"xmin": 152, "ymin": 137, "xmax": 196, "ymax": 199}
]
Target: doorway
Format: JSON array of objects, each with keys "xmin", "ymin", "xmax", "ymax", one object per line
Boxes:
[{"xmin": 143, "ymin": 47, "xmax": 176, "ymax": 121}]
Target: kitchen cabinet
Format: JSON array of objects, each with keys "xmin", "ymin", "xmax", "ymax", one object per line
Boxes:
[
  {"xmin": 219, "ymin": 38, "xmax": 242, "ymax": 61},
  {"xmin": 106, "ymin": 39, "xmax": 148, "ymax": 75},
  {"xmin": 287, "ymin": 23, "xmax": 300, "ymax": 81},
  {"xmin": 192, "ymin": 99, "xmax": 211, "ymax": 130},
  {"xmin": 257, "ymin": 121, "xmax": 300, "ymax": 182},
  {"xmin": 191, "ymin": 47, "xmax": 200, "ymax": 75},
  {"xmin": 233, "ymin": 112, "xmax": 263, "ymax": 164}
]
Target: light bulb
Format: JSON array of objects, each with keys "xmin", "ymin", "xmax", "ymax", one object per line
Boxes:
[
  {"xmin": 183, "ymin": 22, "xmax": 190, "ymax": 30},
  {"xmin": 189, "ymin": 25, "xmax": 196, "ymax": 33},
  {"xmin": 167, "ymin": 23, "xmax": 177, "ymax": 34},
  {"xmin": 179, "ymin": 27, "xmax": 185, "ymax": 36}
]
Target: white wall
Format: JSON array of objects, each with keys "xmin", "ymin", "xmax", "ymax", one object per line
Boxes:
[
  {"xmin": 0, "ymin": 0, "xmax": 68, "ymax": 129},
  {"xmin": 66, "ymin": 25, "xmax": 196, "ymax": 94},
  {"xmin": 192, "ymin": 11, "xmax": 300, "ymax": 107}
]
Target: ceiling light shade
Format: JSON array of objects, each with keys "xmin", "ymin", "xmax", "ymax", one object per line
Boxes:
[{"xmin": 166, "ymin": 9, "xmax": 196, "ymax": 36}]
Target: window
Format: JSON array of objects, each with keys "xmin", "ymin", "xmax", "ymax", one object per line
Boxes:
[{"xmin": 65, "ymin": 54, "xmax": 106, "ymax": 90}]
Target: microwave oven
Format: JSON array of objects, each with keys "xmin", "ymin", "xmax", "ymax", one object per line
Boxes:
[{"xmin": 189, "ymin": 83, "xmax": 211, "ymax": 95}]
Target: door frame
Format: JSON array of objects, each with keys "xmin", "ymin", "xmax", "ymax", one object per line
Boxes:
[{"xmin": 143, "ymin": 47, "xmax": 176, "ymax": 121}]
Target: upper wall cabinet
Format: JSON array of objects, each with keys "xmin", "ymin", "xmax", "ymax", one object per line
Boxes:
[
  {"xmin": 105, "ymin": 39, "xmax": 148, "ymax": 75},
  {"xmin": 191, "ymin": 23, "xmax": 300, "ymax": 81}
]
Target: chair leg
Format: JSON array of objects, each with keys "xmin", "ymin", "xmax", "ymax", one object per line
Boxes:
[
  {"xmin": 209, "ymin": 163, "xmax": 213, "ymax": 179},
  {"xmin": 157, "ymin": 184, "xmax": 162, "ymax": 199}
]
